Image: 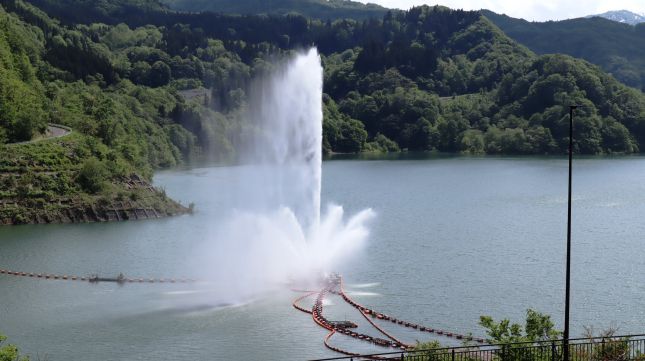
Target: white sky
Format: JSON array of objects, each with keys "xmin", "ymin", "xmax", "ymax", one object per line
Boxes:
[{"xmin": 358, "ymin": 0, "xmax": 645, "ymax": 21}]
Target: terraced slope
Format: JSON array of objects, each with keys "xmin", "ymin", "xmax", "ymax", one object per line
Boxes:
[{"xmin": 0, "ymin": 133, "xmax": 188, "ymax": 225}]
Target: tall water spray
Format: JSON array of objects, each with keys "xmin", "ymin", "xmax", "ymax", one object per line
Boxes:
[
  {"xmin": 192, "ymin": 48, "xmax": 374, "ymax": 300},
  {"xmin": 245, "ymin": 48, "xmax": 324, "ymax": 230}
]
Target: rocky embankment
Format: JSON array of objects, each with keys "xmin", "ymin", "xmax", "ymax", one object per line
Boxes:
[
  {"xmin": 0, "ymin": 131, "xmax": 190, "ymax": 226},
  {"xmin": 0, "ymin": 175, "xmax": 189, "ymax": 225}
]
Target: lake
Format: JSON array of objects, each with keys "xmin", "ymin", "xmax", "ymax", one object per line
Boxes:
[{"xmin": 1, "ymin": 155, "xmax": 644, "ymax": 360}]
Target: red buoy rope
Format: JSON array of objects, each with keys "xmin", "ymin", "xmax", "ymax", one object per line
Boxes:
[
  {"xmin": 292, "ymin": 274, "xmax": 485, "ymax": 358},
  {"xmin": 337, "ymin": 276, "xmax": 485, "ymax": 344},
  {"xmin": 0, "ymin": 268, "xmax": 195, "ymax": 284},
  {"xmin": 339, "ymin": 277, "xmax": 410, "ymax": 348},
  {"xmin": 293, "ymin": 292, "xmax": 316, "ymax": 314}
]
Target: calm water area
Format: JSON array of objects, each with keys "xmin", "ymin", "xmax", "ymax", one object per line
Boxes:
[{"xmin": 1, "ymin": 155, "xmax": 644, "ymax": 360}]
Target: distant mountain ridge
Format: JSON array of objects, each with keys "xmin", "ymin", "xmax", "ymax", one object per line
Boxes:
[
  {"xmin": 588, "ymin": 10, "xmax": 645, "ymax": 25},
  {"xmin": 162, "ymin": 0, "xmax": 390, "ymax": 20},
  {"xmin": 482, "ymin": 10, "xmax": 645, "ymax": 91}
]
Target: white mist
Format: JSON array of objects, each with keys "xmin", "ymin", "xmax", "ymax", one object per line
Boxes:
[{"xmin": 187, "ymin": 48, "xmax": 374, "ymax": 304}]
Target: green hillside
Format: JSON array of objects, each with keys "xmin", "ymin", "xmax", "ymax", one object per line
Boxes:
[
  {"xmin": 0, "ymin": 8, "xmax": 46, "ymax": 143},
  {"xmin": 163, "ymin": 0, "xmax": 389, "ymax": 20},
  {"xmin": 1, "ymin": 0, "xmax": 644, "ymax": 156},
  {"xmin": 483, "ymin": 10, "xmax": 645, "ymax": 91},
  {"xmin": 12, "ymin": 0, "xmax": 168, "ymax": 24}
]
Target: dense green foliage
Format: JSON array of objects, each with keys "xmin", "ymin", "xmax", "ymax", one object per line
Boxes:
[
  {"xmin": 0, "ymin": 333, "xmax": 28, "ymax": 361},
  {"xmin": 1, "ymin": 0, "xmax": 645, "ymax": 160},
  {"xmin": 483, "ymin": 10, "xmax": 645, "ymax": 91},
  {"xmin": 8, "ymin": 0, "xmax": 166, "ymax": 25},
  {"xmin": 408, "ymin": 313, "xmax": 645, "ymax": 361},
  {"xmin": 407, "ymin": 340, "xmax": 446, "ymax": 361},
  {"xmin": 479, "ymin": 309, "xmax": 561, "ymax": 344},
  {"xmin": 407, "ymin": 310, "xmax": 559, "ymax": 361},
  {"xmin": 0, "ymin": 0, "xmax": 237, "ymax": 167},
  {"xmin": 163, "ymin": 0, "xmax": 388, "ymax": 21},
  {"xmin": 0, "ymin": 8, "xmax": 46, "ymax": 142}
]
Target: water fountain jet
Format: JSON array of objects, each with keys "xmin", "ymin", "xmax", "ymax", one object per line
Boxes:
[{"xmin": 193, "ymin": 48, "xmax": 374, "ymax": 298}]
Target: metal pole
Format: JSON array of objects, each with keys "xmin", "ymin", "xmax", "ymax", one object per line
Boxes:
[{"xmin": 564, "ymin": 105, "xmax": 576, "ymax": 361}]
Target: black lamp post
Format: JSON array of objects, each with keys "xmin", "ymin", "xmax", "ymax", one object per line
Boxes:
[{"xmin": 563, "ymin": 105, "xmax": 577, "ymax": 361}]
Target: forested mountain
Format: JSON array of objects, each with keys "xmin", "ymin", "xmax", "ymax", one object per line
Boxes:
[
  {"xmin": 1, "ymin": 0, "xmax": 645, "ymax": 159},
  {"xmin": 589, "ymin": 10, "xmax": 645, "ymax": 25},
  {"xmin": 483, "ymin": 10, "xmax": 645, "ymax": 91},
  {"xmin": 163, "ymin": 0, "xmax": 389, "ymax": 20}
]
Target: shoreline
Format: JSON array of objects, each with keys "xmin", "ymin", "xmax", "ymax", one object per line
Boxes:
[
  {"xmin": 0, "ymin": 175, "xmax": 190, "ymax": 226},
  {"xmin": 1, "ymin": 131, "xmax": 191, "ymax": 227}
]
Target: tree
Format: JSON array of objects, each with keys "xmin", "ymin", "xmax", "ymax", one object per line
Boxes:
[
  {"xmin": 479, "ymin": 310, "xmax": 561, "ymax": 361},
  {"xmin": 460, "ymin": 129, "xmax": 485, "ymax": 154},
  {"xmin": 0, "ymin": 333, "xmax": 28, "ymax": 361},
  {"xmin": 323, "ymin": 95, "xmax": 367, "ymax": 153},
  {"xmin": 479, "ymin": 309, "xmax": 561, "ymax": 344},
  {"xmin": 148, "ymin": 61, "xmax": 171, "ymax": 87},
  {"xmin": 407, "ymin": 340, "xmax": 444, "ymax": 361},
  {"xmin": 366, "ymin": 133, "xmax": 400, "ymax": 152},
  {"xmin": 337, "ymin": 117, "xmax": 368, "ymax": 153},
  {"xmin": 76, "ymin": 158, "xmax": 110, "ymax": 194},
  {"xmin": 601, "ymin": 117, "xmax": 637, "ymax": 153}
]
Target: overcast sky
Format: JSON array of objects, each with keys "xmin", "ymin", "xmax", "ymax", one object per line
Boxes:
[{"xmin": 358, "ymin": 0, "xmax": 645, "ymax": 21}]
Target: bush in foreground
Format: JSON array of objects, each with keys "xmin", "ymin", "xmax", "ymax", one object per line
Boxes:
[{"xmin": 0, "ymin": 333, "xmax": 28, "ymax": 361}]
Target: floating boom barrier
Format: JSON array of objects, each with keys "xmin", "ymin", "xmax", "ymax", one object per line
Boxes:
[
  {"xmin": 2, "ymin": 267, "xmax": 483, "ymax": 357},
  {"xmin": 0, "ymin": 268, "xmax": 195, "ymax": 284},
  {"xmin": 293, "ymin": 274, "xmax": 486, "ymax": 358}
]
